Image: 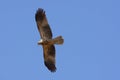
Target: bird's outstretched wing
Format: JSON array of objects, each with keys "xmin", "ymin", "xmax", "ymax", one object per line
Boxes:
[
  {"xmin": 35, "ymin": 8, "xmax": 52, "ymax": 40},
  {"xmin": 43, "ymin": 45, "xmax": 56, "ymax": 72},
  {"xmin": 35, "ymin": 8, "xmax": 56, "ymax": 72}
]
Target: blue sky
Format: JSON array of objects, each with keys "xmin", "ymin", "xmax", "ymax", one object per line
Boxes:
[{"xmin": 0, "ymin": 0, "xmax": 120, "ymax": 80}]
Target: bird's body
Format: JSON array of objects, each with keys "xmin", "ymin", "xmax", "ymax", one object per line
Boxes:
[{"xmin": 35, "ymin": 8, "xmax": 64, "ymax": 72}]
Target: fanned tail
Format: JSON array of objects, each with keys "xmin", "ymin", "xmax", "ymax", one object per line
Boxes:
[{"xmin": 51, "ymin": 36, "xmax": 64, "ymax": 45}]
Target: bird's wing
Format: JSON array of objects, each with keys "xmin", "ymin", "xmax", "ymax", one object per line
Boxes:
[
  {"xmin": 35, "ymin": 8, "xmax": 52, "ymax": 40},
  {"xmin": 43, "ymin": 45, "xmax": 56, "ymax": 72}
]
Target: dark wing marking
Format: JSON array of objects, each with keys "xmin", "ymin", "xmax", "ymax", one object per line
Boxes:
[
  {"xmin": 35, "ymin": 8, "xmax": 52, "ymax": 40},
  {"xmin": 43, "ymin": 45, "xmax": 56, "ymax": 72}
]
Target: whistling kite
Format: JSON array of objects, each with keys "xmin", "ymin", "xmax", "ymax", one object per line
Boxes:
[{"xmin": 35, "ymin": 8, "xmax": 64, "ymax": 72}]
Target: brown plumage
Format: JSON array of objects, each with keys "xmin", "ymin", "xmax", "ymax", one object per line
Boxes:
[{"xmin": 35, "ymin": 8, "xmax": 64, "ymax": 72}]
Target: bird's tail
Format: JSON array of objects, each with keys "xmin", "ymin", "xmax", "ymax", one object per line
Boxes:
[{"xmin": 52, "ymin": 36, "xmax": 64, "ymax": 45}]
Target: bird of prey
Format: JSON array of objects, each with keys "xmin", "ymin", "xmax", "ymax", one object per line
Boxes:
[{"xmin": 35, "ymin": 8, "xmax": 64, "ymax": 72}]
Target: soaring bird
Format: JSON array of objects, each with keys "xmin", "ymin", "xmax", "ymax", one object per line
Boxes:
[{"xmin": 35, "ymin": 8, "xmax": 64, "ymax": 72}]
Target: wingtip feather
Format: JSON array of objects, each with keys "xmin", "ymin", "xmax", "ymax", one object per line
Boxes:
[
  {"xmin": 44, "ymin": 61, "xmax": 56, "ymax": 72},
  {"xmin": 35, "ymin": 8, "xmax": 45, "ymax": 21}
]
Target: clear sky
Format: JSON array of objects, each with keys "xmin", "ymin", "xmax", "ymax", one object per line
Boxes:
[{"xmin": 0, "ymin": 0, "xmax": 120, "ymax": 80}]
